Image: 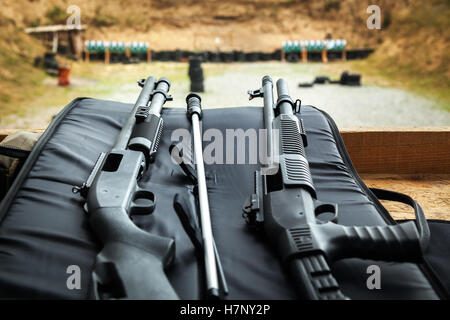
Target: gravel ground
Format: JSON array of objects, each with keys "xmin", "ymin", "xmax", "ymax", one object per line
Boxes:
[
  {"xmin": 197, "ymin": 65, "xmax": 449, "ymax": 127},
  {"xmin": 107, "ymin": 63, "xmax": 449, "ymax": 127},
  {"xmin": 2, "ymin": 62, "xmax": 448, "ymax": 128}
]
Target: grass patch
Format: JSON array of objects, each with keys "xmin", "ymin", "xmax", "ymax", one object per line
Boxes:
[
  {"xmin": 90, "ymin": 7, "xmax": 118, "ymax": 27},
  {"xmin": 0, "ymin": 19, "xmax": 47, "ymax": 121},
  {"xmin": 354, "ymin": 59, "xmax": 449, "ymax": 111},
  {"xmin": 324, "ymin": 1, "xmax": 340, "ymax": 12},
  {"xmin": 91, "ymin": 14, "xmax": 118, "ymax": 27},
  {"xmin": 45, "ymin": 6, "xmax": 67, "ymax": 25},
  {"xmin": 357, "ymin": 0, "xmax": 450, "ymax": 111}
]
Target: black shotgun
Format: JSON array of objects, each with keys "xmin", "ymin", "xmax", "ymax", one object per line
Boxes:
[
  {"xmin": 73, "ymin": 77, "xmax": 179, "ymax": 299},
  {"xmin": 243, "ymin": 76, "xmax": 428, "ymax": 300}
]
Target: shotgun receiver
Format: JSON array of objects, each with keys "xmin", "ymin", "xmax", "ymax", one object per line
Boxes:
[
  {"xmin": 243, "ymin": 76, "xmax": 428, "ymax": 300},
  {"xmin": 73, "ymin": 77, "xmax": 179, "ymax": 299}
]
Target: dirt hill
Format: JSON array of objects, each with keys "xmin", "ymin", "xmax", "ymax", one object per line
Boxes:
[
  {"xmin": 364, "ymin": 0, "xmax": 449, "ymax": 105},
  {"xmin": 1, "ymin": 0, "xmax": 407, "ymax": 50}
]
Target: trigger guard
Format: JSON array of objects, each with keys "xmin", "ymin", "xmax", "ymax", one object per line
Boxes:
[
  {"xmin": 130, "ymin": 190, "xmax": 156, "ymax": 215},
  {"xmin": 314, "ymin": 201, "xmax": 338, "ymax": 223}
]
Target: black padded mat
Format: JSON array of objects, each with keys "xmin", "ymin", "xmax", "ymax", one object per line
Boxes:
[
  {"xmin": 423, "ymin": 220, "xmax": 450, "ymax": 295},
  {"xmin": 0, "ymin": 98, "xmax": 443, "ymax": 299}
]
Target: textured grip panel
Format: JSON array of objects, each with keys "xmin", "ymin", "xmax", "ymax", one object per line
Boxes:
[
  {"xmin": 289, "ymin": 253, "xmax": 348, "ymax": 300},
  {"xmin": 280, "ymin": 116, "xmax": 305, "ymax": 156},
  {"xmin": 275, "ymin": 113, "xmax": 316, "ymax": 195},
  {"xmin": 283, "ymin": 157, "xmax": 312, "ymax": 183},
  {"xmin": 343, "ymin": 221, "xmax": 422, "ymax": 261},
  {"xmin": 151, "ymin": 118, "xmax": 163, "ymax": 158},
  {"xmin": 289, "ymin": 227, "xmax": 313, "ymax": 251}
]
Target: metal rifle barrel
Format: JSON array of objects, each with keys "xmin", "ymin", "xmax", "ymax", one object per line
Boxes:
[
  {"xmin": 114, "ymin": 76, "xmax": 157, "ymax": 150},
  {"xmin": 262, "ymin": 76, "xmax": 274, "ymax": 163},
  {"xmin": 276, "ymin": 78, "xmax": 294, "ymax": 115},
  {"xmin": 148, "ymin": 78, "xmax": 171, "ymax": 117},
  {"xmin": 186, "ymin": 93, "xmax": 220, "ymax": 299}
]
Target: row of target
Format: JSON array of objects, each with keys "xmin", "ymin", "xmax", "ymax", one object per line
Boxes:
[
  {"xmin": 84, "ymin": 41, "xmax": 150, "ymax": 53},
  {"xmin": 282, "ymin": 39, "xmax": 347, "ymax": 52}
]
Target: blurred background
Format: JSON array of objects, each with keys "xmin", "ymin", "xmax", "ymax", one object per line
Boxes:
[{"xmin": 0, "ymin": 0, "xmax": 449, "ymax": 129}]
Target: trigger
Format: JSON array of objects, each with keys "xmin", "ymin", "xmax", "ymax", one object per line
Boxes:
[
  {"xmin": 130, "ymin": 190, "xmax": 156, "ymax": 215},
  {"xmin": 314, "ymin": 200, "xmax": 338, "ymax": 223}
]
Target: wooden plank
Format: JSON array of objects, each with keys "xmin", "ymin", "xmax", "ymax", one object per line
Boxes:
[
  {"xmin": 1, "ymin": 127, "xmax": 449, "ymax": 174},
  {"xmin": 25, "ymin": 25, "xmax": 86, "ymax": 34},
  {"xmin": 69, "ymin": 30, "xmax": 83, "ymax": 59},
  {"xmin": 321, "ymin": 49, "xmax": 328, "ymax": 63},
  {"xmin": 52, "ymin": 32, "xmax": 58, "ymax": 53},
  {"xmin": 147, "ymin": 47, "xmax": 152, "ymax": 63},
  {"xmin": 361, "ymin": 174, "xmax": 450, "ymax": 221},
  {"xmin": 105, "ymin": 47, "xmax": 110, "ymax": 64},
  {"xmin": 301, "ymin": 48, "xmax": 307, "ymax": 62},
  {"xmin": 340, "ymin": 127, "xmax": 450, "ymax": 174}
]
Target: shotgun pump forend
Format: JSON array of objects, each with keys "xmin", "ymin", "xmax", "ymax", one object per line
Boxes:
[
  {"xmin": 73, "ymin": 76, "xmax": 178, "ymax": 300},
  {"xmin": 128, "ymin": 78, "xmax": 172, "ymax": 165},
  {"xmin": 243, "ymin": 76, "xmax": 427, "ymax": 300}
]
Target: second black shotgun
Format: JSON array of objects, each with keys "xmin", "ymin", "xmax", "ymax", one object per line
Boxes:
[{"xmin": 243, "ymin": 76, "xmax": 429, "ymax": 300}]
